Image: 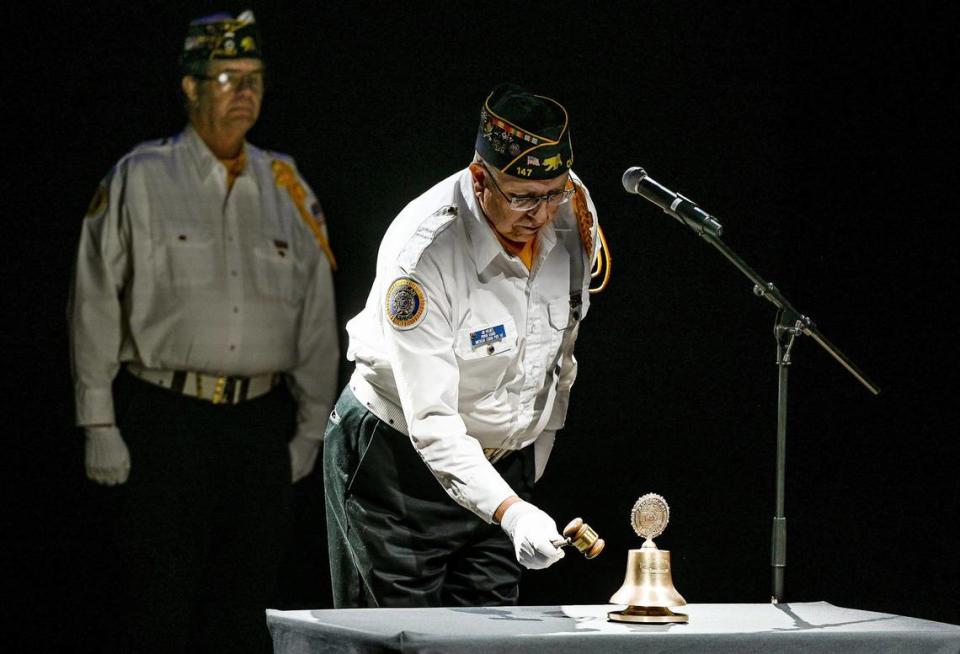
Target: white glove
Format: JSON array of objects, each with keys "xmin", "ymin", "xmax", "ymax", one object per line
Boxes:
[
  {"xmin": 500, "ymin": 501, "xmax": 565, "ymax": 570},
  {"xmin": 84, "ymin": 426, "xmax": 130, "ymax": 486},
  {"xmin": 534, "ymin": 430, "xmax": 556, "ymax": 482},
  {"xmin": 289, "ymin": 434, "xmax": 321, "ymax": 483}
]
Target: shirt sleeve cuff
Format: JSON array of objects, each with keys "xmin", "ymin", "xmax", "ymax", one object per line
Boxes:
[
  {"xmin": 75, "ymin": 387, "xmax": 116, "ymax": 427},
  {"xmin": 464, "ymin": 467, "xmax": 518, "ymax": 524},
  {"xmin": 296, "ymin": 401, "xmax": 334, "ymax": 442},
  {"xmin": 295, "ymin": 424, "xmax": 326, "ymax": 442}
]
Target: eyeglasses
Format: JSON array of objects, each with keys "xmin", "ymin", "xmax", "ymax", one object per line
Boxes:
[
  {"xmin": 481, "ymin": 162, "xmax": 575, "ymax": 212},
  {"xmin": 195, "ymin": 70, "xmax": 266, "ymax": 94}
]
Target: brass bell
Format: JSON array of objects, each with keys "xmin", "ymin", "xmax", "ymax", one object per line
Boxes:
[
  {"xmin": 608, "ymin": 543, "xmax": 687, "ymax": 623},
  {"xmin": 561, "ymin": 518, "xmax": 605, "ymax": 559},
  {"xmin": 608, "ymin": 493, "xmax": 688, "ymax": 623}
]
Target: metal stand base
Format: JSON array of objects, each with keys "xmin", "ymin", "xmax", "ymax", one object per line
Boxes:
[{"xmin": 608, "ymin": 606, "xmax": 689, "ymax": 623}]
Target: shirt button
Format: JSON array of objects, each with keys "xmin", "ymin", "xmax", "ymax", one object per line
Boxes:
[
  {"xmin": 233, "ymin": 306, "xmax": 239, "ymax": 313},
  {"xmin": 231, "ymin": 270, "xmax": 238, "ymax": 277},
  {"xmin": 229, "ymin": 344, "xmax": 236, "ymax": 351}
]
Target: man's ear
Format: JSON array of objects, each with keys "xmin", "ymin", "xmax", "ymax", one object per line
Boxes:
[
  {"xmin": 182, "ymin": 76, "xmax": 199, "ymax": 106},
  {"xmin": 468, "ymin": 162, "xmax": 485, "ymax": 195}
]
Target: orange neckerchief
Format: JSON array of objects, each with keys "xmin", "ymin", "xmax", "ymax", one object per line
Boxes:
[
  {"xmin": 219, "ymin": 150, "xmax": 247, "ymax": 191},
  {"xmin": 492, "ymin": 227, "xmax": 538, "ymax": 271}
]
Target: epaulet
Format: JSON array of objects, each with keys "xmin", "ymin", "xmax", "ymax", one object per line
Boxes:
[
  {"xmin": 397, "ymin": 205, "xmax": 459, "ymax": 271},
  {"xmin": 132, "ymin": 136, "xmax": 169, "ymax": 151},
  {"xmin": 115, "ymin": 137, "xmax": 171, "ymax": 169},
  {"xmin": 270, "ymin": 156, "xmax": 337, "ymax": 270}
]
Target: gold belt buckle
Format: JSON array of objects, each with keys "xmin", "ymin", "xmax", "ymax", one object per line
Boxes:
[
  {"xmin": 193, "ymin": 372, "xmax": 231, "ymax": 404},
  {"xmin": 484, "ymin": 447, "xmax": 508, "ymax": 463},
  {"xmin": 211, "ymin": 375, "xmax": 229, "ymax": 404}
]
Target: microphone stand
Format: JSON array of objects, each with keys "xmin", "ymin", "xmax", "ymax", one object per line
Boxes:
[{"xmin": 658, "ymin": 203, "xmax": 880, "ymax": 604}]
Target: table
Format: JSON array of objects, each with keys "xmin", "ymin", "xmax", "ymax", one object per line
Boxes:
[{"xmin": 267, "ymin": 601, "xmax": 960, "ymax": 653}]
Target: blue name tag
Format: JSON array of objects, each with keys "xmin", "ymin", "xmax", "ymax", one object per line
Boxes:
[{"xmin": 470, "ymin": 324, "xmax": 506, "ymax": 348}]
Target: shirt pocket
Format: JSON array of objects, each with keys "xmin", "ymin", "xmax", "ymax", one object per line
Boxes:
[
  {"xmin": 253, "ymin": 242, "xmax": 300, "ymax": 305},
  {"xmin": 155, "ymin": 229, "xmax": 215, "ymax": 288},
  {"xmin": 454, "ymin": 317, "xmax": 518, "ymax": 389},
  {"xmin": 455, "ymin": 317, "xmax": 518, "ymax": 359}
]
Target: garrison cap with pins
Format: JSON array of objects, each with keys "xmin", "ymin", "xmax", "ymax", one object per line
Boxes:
[
  {"xmin": 476, "ymin": 83, "xmax": 573, "ymax": 181},
  {"xmin": 180, "ymin": 9, "xmax": 263, "ymax": 71}
]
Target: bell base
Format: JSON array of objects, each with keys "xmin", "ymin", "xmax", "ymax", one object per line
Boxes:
[{"xmin": 608, "ymin": 605, "xmax": 688, "ymax": 624}]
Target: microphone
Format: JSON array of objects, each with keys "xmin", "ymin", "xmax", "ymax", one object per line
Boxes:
[{"xmin": 622, "ymin": 167, "xmax": 723, "ymax": 237}]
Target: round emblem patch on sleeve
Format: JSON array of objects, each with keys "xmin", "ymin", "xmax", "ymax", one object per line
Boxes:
[
  {"xmin": 385, "ymin": 277, "xmax": 428, "ymax": 330},
  {"xmin": 84, "ymin": 184, "xmax": 109, "ymax": 219}
]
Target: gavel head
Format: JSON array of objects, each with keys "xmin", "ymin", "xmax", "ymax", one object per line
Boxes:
[{"xmin": 563, "ymin": 517, "xmax": 605, "ymax": 559}]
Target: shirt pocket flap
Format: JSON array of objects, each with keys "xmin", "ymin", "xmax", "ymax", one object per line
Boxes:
[
  {"xmin": 455, "ymin": 318, "xmax": 518, "ymax": 360},
  {"xmin": 155, "ymin": 227, "xmax": 214, "ymax": 287},
  {"xmin": 547, "ymin": 297, "xmax": 578, "ymax": 331},
  {"xmin": 253, "ymin": 242, "xmax": 300, "ymax": 304}
]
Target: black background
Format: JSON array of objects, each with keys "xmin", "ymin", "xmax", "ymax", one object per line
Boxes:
[{"xmin": 8, "ymin": 1, "xmax": 959, "ymax": 649}]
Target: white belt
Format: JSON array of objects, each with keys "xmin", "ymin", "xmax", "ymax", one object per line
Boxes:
[
  {"xmin": 349, "ymin": 372, "xmax": 518, "ymax": 463},
  {"xmin": 126, "ymin": 363, "xmax": 281, "ymax": 405},
  {"xmin": 349, "ymin": 373, "xmax": 408, "ymax": 433}
]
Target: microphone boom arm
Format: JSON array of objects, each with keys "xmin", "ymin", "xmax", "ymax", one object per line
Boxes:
[{"xmin": 697, "ymin": 227, "xmax": 879, "ymax": 395}]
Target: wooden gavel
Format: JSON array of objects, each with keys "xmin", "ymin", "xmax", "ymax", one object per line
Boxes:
[{"xmin": 553, "ymin": 517, "xmax": 605, "ymax": 559}]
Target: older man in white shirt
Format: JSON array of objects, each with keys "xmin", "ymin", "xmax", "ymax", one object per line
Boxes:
[
  {"xmin": 68, "ymin": 11, "xmax": 337, "ymax": 653},
  {"xmin": 324, "ymin": 83, "xmax": 601, "ymax": 608}
]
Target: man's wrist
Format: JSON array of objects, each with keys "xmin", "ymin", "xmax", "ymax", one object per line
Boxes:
[{"xmin": 493, "ymin": 495, "xmax": 523, "ymax": 524}]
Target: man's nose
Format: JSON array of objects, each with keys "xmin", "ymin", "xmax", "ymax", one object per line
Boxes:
[{"xmin": 527, "ymin": 201, "xmax": 552, "ymax": 224}]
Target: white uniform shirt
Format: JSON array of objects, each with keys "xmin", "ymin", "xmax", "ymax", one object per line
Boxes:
[
  {"xmin": 70, "ymin": 126, "xmax": 339, "ymax": 440},
  {"xmin": 346, "ymin": 168, "xmax": 599, "ymax": 521}
]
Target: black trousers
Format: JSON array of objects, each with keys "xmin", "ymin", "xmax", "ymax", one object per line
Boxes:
[
  {"xmin": 323, "ymin": 386, "xmax": 535, "ymax": 608},
  {"xmin": 108, "ymin": 369, "xmax": 295, "ymax": 654}
]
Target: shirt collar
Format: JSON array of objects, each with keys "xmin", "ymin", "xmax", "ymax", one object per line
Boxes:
[
  {"xmin": 184, "ymin": 124, "xmax": 248, "ymax": 182},
  {"xmin": 457, "ymin": 168, "xmax": 558, "ymax": 275}
]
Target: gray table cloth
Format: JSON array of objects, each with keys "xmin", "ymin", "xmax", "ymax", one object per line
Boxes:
[{"xmin": 267, "ymin": 601, "xmax": 960, "ymax": 653}]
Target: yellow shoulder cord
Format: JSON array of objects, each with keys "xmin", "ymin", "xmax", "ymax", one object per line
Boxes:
[
  {"xmin": 572, "ymin": 182, "xmax": 611, "ymax": 293},
  {"xmin": 591, "ymin": 224, "xmax": 611, "ymax": 293},
  {"xmin": 271, "ymin": 159, "xmax": 337, "ymax": 271}
]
